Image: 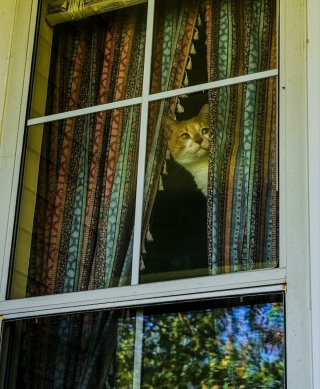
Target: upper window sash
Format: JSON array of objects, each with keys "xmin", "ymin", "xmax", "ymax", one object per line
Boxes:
[{"xmin": 6, "ymin": 0, "xmax": 279, "ymax": 301}]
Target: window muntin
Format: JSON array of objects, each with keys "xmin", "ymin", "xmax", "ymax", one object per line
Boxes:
[{"xmin": 1, "ymin": 293, "xmax": 285, "ymax": 388}]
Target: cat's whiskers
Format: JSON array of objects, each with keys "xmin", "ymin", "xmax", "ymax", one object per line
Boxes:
[{"xmin": 172, "ymin": 164, "xmax": 188, "ymax": 177}]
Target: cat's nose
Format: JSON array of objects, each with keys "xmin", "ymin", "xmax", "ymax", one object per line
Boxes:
[{"xmin": 194, "ymin": 136, "xmax": 203, "ymax": 145}]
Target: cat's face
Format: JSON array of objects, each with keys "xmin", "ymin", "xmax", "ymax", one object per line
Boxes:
[{"xmin": 163, "ymin": 104, "xmax": 210, "ymax": 166}]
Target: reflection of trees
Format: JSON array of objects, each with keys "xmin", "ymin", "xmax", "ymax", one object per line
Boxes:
[
  {"xmin": 15, "ymin": 302, "xmax": 283, "ymax": 388},
  {"xmin": 141, "ymin": 303, "xmax": 284, "ymax": 389},
  {"xmin": 114, "ymin": 312, "xmax": 136, "ymax": 388}
]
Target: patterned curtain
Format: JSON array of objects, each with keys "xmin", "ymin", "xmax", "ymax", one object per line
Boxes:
[
  {"xmin": 206, "ymin": 0, "xmax": 277, "ymax": 274},
  {"xmin": 28, "ymin": 7, "xmax": 146, "ymax": 297},
  {"xmin": 20, "ymin": 0, "xmax": 277, "ymax": 387},
  {"xmin": 21, "ymin": 3, "xmax": 199, "ymax": 388}
]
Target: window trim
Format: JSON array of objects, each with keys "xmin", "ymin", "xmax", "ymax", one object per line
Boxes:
[
  {"xmin": 0, "ymin": 0, "xmax": 312, "ymax": 387},
  {"xmin": 307, "ymin": 0, "xmax": 320, "ymax": 386},
  {"xmin": 0, "ymin": 0, "xmax": 39, "ymax": 302}
]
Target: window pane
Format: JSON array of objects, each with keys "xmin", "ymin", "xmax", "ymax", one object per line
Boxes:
[
  {"xmin": 150, "ymin": 0, "xmax": 278, "ymax": 94},
  {"xmin": 1, "ymin": 308, "xmax": 136, "ymax": 388},
  {"xmin": 29, "ymin": 0, "xmax": 147, "ymax": 119},
  {"xmin": 0, "ymin": 294, "xmax": 285, "ymax": 389},
  {"xmin": 141, "ymin": 294, "xmax": 285, "ymax": 388},
  {"xmin": 10, "ymin": 106, "xmax": 140, "ymax": 299},
  {"xmin": 141, "ymin": 78, "xmax": 278, "ymax": 283}
]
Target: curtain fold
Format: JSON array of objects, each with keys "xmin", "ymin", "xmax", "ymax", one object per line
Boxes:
[
  {"xmin": 22, "ymin": 3, "xmax": 199, "ymax": 388},
  {"xmin": 28, "ymin": 6, "xmax": 147, "ymax": 298},
  {"xmin": 206, "ymin": 0, "xmax": 277, "ymax": 274}
]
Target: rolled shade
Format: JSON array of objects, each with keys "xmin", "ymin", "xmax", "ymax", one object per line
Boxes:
[{"xmin": 46, "ymin": 0, "xmax": 147, "ymax": 26}]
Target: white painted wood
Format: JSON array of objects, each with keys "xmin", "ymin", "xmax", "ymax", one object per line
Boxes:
[
  {"xmin": 26, "ymin": 70, "xmax": 278, "ymax": 128},
  {"xmin": 148, "ymin": 69, "xmax": 278, "ymax": 102},
  {"xmin": 0, "ymin": 267, "xmax": 286, "ymax": 318},
  {"xmin": 0, "ymin": 313, "xmax": 3, "ymax": 340},
  {"xmin": 278, "ymin": 0, "xmax": 287, "ymax": 272},
  {"xmin": 282, "ymin": 0, "xmax": 312, "ymax": 387},
  {"xmin": 27, "ymin": 96, "xmax": 142, "ymax": 126},
  {"xmin": 133, "ymin": 307, "xmax": 144, "ymax": 389},
  {"xmin": 307, "ymin": 0, "xmax": 320, "ymax": 387},
  {"xmin": 0, "ymin": 315, "xmax": 3, "ymax": 377},
  {"xmin": 0, "ymin": 284, "xmax": 284, "ymax": 320}
]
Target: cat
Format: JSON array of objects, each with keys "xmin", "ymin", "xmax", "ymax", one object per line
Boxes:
[{"xmin": 163, "ymin": 104, "xmax": 210, "ymax": 196}]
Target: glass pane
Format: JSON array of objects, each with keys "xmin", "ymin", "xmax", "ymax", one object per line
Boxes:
[
  {"xmin": 10, "ymin": 106, "xmax": 140, "ymax": 299},
  {"xmin": 150, "ymin": 0, "xmax": 278, "ymax": 94},
  {"xmin": 141, "ymin": 293, "xmax": 285, "ymax": 388},
  {"xmin": 29, "ymin": 0, "xmax": 147, "ymax": 119},
  {"xmin": 0, "ymin": 294, "xmax": 285, "ymax": 389},
  {"xmin": 141, "ymin": 77, "xmax": 278, "ymax": 283},
  {"xmin": 1, "ymin": 308, "xmax": 136, "ymax": 388}
]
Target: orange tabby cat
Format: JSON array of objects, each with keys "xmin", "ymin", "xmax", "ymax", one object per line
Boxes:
[{"xmin": 163, "ymin": 104, "xmax": 210, "ymax": 196}]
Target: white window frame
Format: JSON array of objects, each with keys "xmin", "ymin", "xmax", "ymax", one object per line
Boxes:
[
  {"xmin": 0, "ymin": 0, "xmax": 315, "ymax": 387},
  {"xmin": 307, "ymin": 0, "xmax": 320, "ymax": 387}
]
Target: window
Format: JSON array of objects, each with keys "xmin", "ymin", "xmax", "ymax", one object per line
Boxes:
[
  {"xmin": 0, "ymin": 0, "xmax": 312, "ymax": 388},
  {"xmin": 10, "ymin": 0, "xmax": 279, "ymax": 299}
]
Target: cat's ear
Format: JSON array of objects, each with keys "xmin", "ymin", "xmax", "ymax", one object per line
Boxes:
[
  {"xmin": 162, "ymin": 116, "xmax": 176, "ymax": 139},
  {"xmin": 197, "ymin": 104, "xmax": 210, "ymax": 123}
]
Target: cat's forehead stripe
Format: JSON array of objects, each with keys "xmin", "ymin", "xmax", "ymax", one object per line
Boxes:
[{"xmin": 185, "ymin": 123, "xmax": 201, "ymax": 131}]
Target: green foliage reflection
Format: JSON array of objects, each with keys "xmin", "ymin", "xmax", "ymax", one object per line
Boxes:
[{"xmin": 140, "ymin": 300, "xmax": 284, "ymax": 389}]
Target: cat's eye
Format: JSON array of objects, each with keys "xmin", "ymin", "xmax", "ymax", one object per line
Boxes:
[
  {"xmin": 181, "ymin": 133, "xmax": 190, "ymax": 140},
  {"xmin": 202, "ymin": 128, "xmax": 209, "ymax": 135}
]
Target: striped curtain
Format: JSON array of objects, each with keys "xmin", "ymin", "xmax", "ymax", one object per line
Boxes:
[
  {"xmin": 28, "ymin": 7, "xmax": 147, "ymax": 297},
  {"xmin": 20, "ymin": 0, "xmax": 278, "ymax": 387},
  {"xmin": 22, "ymin": 3, "xmax": 199, "ymax": 389},
  {"xmin": 206, "ymin": 0, "xmax": 277, "ymax": 274}
]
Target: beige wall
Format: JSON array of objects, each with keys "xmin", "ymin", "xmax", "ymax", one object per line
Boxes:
[
  {"xmin": 0, "ymin": 0, "xmax": 37, "ymax": 299},
  {"xmin": 0, "ymin": 0, "xmax": 53, "ymax": 298},
  {"xmin": 0, "ymin": 0, "xmax": 18, "ymax": 141},
  {"xmin": 11, "ymin": 0, "xmax": 51, "ymax": 299}
]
